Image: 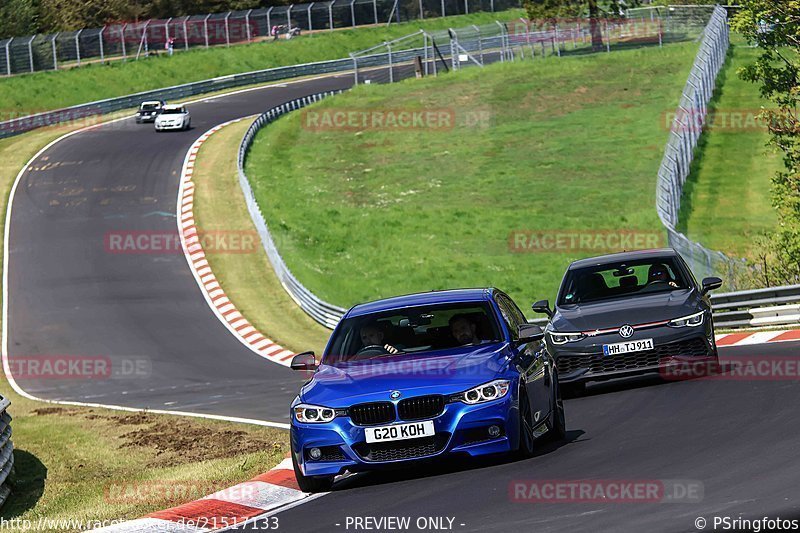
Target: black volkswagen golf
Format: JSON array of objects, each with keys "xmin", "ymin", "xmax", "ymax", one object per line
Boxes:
[{"xmin": 532, "ymin": 249, "xmax": 722, "ymax": 389}]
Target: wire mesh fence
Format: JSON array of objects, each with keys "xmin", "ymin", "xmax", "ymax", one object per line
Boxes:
[
  {"xmin": 654, "ymin": 5, "xmax": 746, "ymax": 285},
  {"xmin": 0, "ymin": 0, "xmax": 522, "ymax": 76}
]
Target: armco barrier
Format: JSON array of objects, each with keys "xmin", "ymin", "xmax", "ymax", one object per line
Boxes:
[
  {"xmin": 0, "ymin": 395, "xmax": 13, "ymax": 509},
  {"xmin": 237, "ymin": 92, "xmax": 348, "ymax": 329},
  {"xmin": 0, "ymin": 57, "xmax": 357, "ymax": 139}
]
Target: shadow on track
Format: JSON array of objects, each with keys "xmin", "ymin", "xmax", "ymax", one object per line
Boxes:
[{"xmin": 331, "ymin": 429, "xmax": 586, "ymax": 493}]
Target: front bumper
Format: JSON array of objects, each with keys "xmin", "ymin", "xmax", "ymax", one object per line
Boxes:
[
  {"xmin": 551, "ymin": 326, "xmax": 717, "ymax": 384},
  {"xmin": 136, "ymin": 114, "xmax": 158, "ymax": 123},
  {"xmin": 291, "ymin": 394, "xmax": 521, "ymax": 478},
  {"xmin": 155, "ymin": 122, "xmax": 184, "ymax": 130}
]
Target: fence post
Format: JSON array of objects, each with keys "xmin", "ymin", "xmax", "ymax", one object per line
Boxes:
[
  {"xmin": 464, "ymin": 0, "xmax": 469, "ymax": 14},
  {"xmin": 4, "ymin": 39, "xmax": 10, "ymax": 76},
  {"xmin": 203, "ymin": 15, "xmax": 211, "ymax": 48},
  {"xmin": 288, "ymin": 5, "xmax": 293, "ymax": 30},
  {"xmin": 423, "ymin": 32, "xmax": 429, "ymax": 75},
  {"xmin": 351, "ymin": 53, "xmax": 358, "ymax": 85},
  {"xmin": 52, "ymin": 33, "xmax": 59, "ymax": 69},
  {"xmin": 441, "ymin": 0, "xmax": 446, "ymax": 17},
  {"xmin": 490, "ymin": 0, "xmax": 494, "ymax": 12},
  {"xmin": 604, "ymin": 19, "xmax": 610, "ymax": 52},
  {"xmin": 373, "ymin": 0, "xmax": 378, "ymax": 25},
  {"xmin": 120, "ymin": 25, "xmax": 127, "ymax": 59},
  {"xmin": 27, "ymin": 35, "xmax": 35, "ymax": 73},
  {"xmin": 99, "ymin": 26, "xmax": 105, "ymax": 63},
  {"xmin": 350, "ymin": 0, "xmax": 356, "ymax": 27},
  {"xmin": 266, "ymin": 7, "xmax": 273, "ymax": 34},
  {"xmin": 246, "ymin": 9, "xmax": 253, "ymax": 41},
  {"xmin": 307, "ymin": 3, "xmax": 314, "ymax": 30},
  {"xmin": 473, "ymin": 25, "xmax": 483, "ymax": 64},
  {"xmin": 387, "ymin": 42, "xmax": 394, "ymax": 82},
  {"xmin": 328, "ymin": 2, "xmax": 334, "ymax": 29},
  {"xmin": 419, "ymin": 0, "xmax": 424, "ymax": 19},
  {"xmin": 183, "ymin": 17, "xmax": 189, "ymax": 50},
  {"xmin": 75, "ymin": 29, "xmax": 83, "ymax": 66},
  {"xmin": 496, "ymin": 21, "xmax": 505, "ymax": 62},
  {"xmin": 224, "ymin": 12, "xmax": 231, "ymax": 46},
  {"xmin": 165, "ymin": 17, "xmax": 172, "ymax": 44}
]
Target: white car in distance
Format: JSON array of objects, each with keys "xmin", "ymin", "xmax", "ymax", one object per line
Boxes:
[{"xmin": 154, "ymin": 105, "xmax": 191, "ymax": 132}]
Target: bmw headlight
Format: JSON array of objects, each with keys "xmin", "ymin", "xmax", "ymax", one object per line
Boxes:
[
  {"xmin": 667, "ymin": 311, "xmax": 705, "ymax": 328},
  {"xmin": 548, "ymin": 331, "xmax": 585, "ymax": 345},
  {"xmin": 451, "ymin": 379, "xmax": 510, "ymax": 405},
  {"xmin": 293, "ymin": 403, "xmax": 336, "ymax": 423}
]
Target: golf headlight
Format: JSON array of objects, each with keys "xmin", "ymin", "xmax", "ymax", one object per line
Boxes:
[
  {"xmin": 548, "ymin": 331, "xmax": 585, "ymax": 345},
  {"xmin": 294, "ymin": 403, "xmax": 336, "ymax": 423},
  {"xmin": 667, "ymin": 311, "xmax": 705, "ymax": 328},
  {"xmin": 455, "ymin": 379, "xmax": 510, "ymax": 405}
]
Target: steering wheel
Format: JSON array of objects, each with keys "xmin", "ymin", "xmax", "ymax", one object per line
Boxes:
[{"xmin": 355, "ymin": 345, "xmax": 394, "ymax": 358}]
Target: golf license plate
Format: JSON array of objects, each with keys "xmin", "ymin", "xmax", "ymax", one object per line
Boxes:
[
  {"xmin": 365, "ymin": 420, "xmax": 435, "ymax": 443},
  {"xmin": 603, "ymin": 338, "xmax": 654, "ymax": 356}
]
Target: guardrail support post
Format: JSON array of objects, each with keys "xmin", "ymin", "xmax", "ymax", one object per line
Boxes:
[
  {"xmin": 75, "ymin": 29, "xmax": 83, "ymax": 66},
  {"xmin": 203, "ymin": 15, "xmax": 211, "ymax": 48},
  {"xmin": 224, "ymin": 12, "xmax": 231, "ymax": 46}
]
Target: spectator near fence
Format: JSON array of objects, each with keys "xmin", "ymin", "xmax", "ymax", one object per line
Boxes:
[{"xmin": 166, "ymin": 37, "xmax": 175, "ymax": 56}]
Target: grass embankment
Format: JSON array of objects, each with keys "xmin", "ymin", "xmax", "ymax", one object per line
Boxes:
[
  {"xmin": 678, "ymin": 42, "xmax": 779, "ymax": 257},
  {"xmin": 0, "ymin": 120, "xmax": 289, "ymax": 531},
  {"xmin": 191, "ymin": 118, "xmax": 332, "ymax": 355},
  {"xmin": 244, "ymin": 41, "xmax": 700, "ymax": 307},
  {"xmin": 0, "ymin": 10, "xmax": 522, "ymax": 117}
]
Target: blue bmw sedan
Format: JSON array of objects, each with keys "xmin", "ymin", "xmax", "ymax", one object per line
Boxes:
[{"xmin": 288, "ymin": 288, "xmax": 566, "ymax": 492}]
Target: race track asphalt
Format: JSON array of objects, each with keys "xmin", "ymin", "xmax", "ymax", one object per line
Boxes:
[{"xmin": 6, "ymin": 62, "xmax": 800, "ymax": 532}]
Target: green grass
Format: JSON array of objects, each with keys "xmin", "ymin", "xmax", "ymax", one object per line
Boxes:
[
  {"xmin": 192, "ymin": 118, "xmax": 332, "ymax": 355},
  {"xmin": 677, "ymin": 41, "xmax": 779, "ymax": 257},
  {"xmin": 245, "ymin": 41, "xmax": 700, "ymax": 308},
  {"xmin": 0, "ymin": 10, "xmax": 521, "ymax": 117}
]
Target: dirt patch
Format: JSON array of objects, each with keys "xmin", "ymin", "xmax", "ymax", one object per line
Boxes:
[
  {"xmin": 32, "ymin": 407, "xmax": 82, "ymax": 416},
  {"xmin": 120, "ymin": 420, "xmax": 283, "ymax": 467}
]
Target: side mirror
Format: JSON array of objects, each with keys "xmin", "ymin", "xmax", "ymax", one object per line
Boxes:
[
  {"xmin": 701, "ymin": 276, "xmax": 722, "ymax": 295},
  {"xmin": 517, "ymin": 323, "xmax": 545, "ymax": 343},
  {"xmin": 290, "ymin": 351, "xmax": 317, "ymax": 371},
  {"xmin": 531, "ymin": 299, "xmax": 553, "ymax": 318}
]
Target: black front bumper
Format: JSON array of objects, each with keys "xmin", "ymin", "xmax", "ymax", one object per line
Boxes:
[{"xmin": 553, "ymin": 331, "xmax": 717, "ymax": 384}]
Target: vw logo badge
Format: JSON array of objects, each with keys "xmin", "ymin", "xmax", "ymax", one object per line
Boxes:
[
  {"xmin": 390, "ymin": 390, "xmax": 401, "ymax": 400},
  {"xmin": 619, "ymin": 324, "xmax": 634, "ymax": 338}
]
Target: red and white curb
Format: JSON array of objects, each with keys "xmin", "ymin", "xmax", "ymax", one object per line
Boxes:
[
  {"xmin": 95, "ymin": 455, "xmax": 321, "ymax": 532},
  {"xmin": 715, "ymin": 329, "xmax": 800, "ymax": 347},
  {"xmin": 177, "ymin": 120, "xmax": 297, "ymax": 367}
]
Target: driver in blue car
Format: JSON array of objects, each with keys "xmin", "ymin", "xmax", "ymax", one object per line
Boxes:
[
  {"xmin": 449, "ymin": 314, "xmax": 480, "ymax": 346},
  {"xmin": 359, "ymin": 322, "xmax": 400, "ymax": 355}
]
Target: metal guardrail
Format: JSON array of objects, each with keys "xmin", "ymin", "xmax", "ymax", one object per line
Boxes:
[
  {"xmin": 712, "ymin": 285, "xmax": 800, "ymax": 329},
  {"xmin": 654, "ymin": 6, "xmax": 741, "ymax": 284},
  {"xmin": 0, "ymin": 395, "xmax": 13, "ymax": 509},
  {"xmin": 238, "ymin": 92, "xmax": 348, "ymax": 329},
  {"xmin": 0, "ymin": 56, "xmax": 359, "ymax": 140}
]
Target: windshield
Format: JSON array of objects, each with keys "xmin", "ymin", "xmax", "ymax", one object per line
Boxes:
[
  {"xmin": 140, "ymin": 103, "xmax": 160, "ymax": 111},
  {"xmin": 324, "ymin": 302, "xmax": 502, "ymax": 365},
  {"xmin": 161, "ymin": 108, "xmax": 185, "ymax": 115},
  {"xmin": 558, "ymin": 257, "xmax": 690, "ymax": 306}
]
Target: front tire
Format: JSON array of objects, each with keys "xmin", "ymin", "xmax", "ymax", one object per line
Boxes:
[
  {"xmin": 291, "ymin": 449, "xmax": 334, "ymax": 493},
  {"xmin": 516, "ymin": 387, "xmax": 536, "ymax": 458}
]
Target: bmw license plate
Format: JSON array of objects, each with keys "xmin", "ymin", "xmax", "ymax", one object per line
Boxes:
[
  {"xmin": 603, "ymin": 338, "xmax": 654, "ymax": 356},
  {"xmin": 365, "ymin": 420, "xmax": 435, "ymax": 443}
]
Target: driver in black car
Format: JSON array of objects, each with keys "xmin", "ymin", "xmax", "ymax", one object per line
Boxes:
[
  {"xmin": 358, "ymin": 322, "xmax": 400, "ymax": 355},
  {"xmin": 648, "ymin": 263, "xmax": 679, "ymax": 288}
]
